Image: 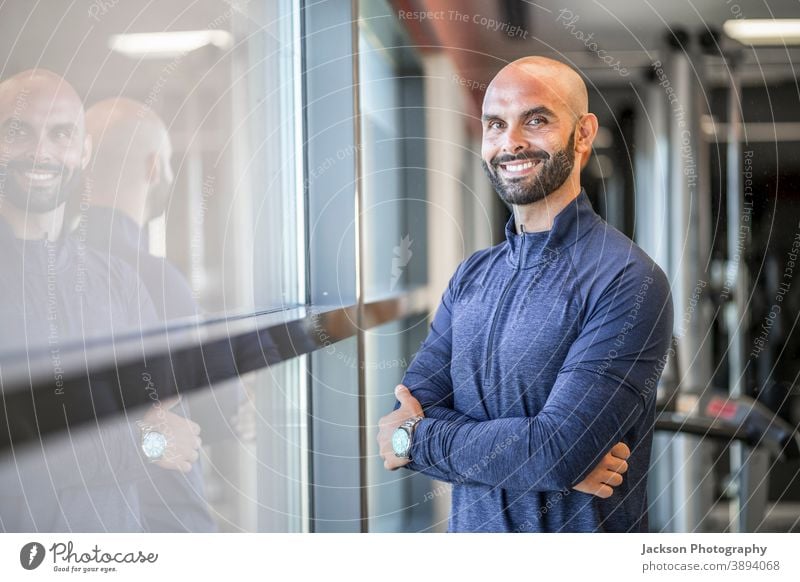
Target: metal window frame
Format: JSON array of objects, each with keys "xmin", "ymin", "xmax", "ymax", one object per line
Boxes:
[{"xmin": 0, "ymin": 289, "xmax": 429, "ymax": 445}]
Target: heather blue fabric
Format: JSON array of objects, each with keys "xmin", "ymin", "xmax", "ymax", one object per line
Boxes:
[{"xmin": 399, "ymin": 190, "xmax": 673, "ymax": 532}]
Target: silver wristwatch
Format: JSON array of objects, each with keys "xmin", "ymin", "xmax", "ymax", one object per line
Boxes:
[
  {"xmin": 136, "ymin": 420, "xmax": 167, "ymax": 462},
  {"xmin": 391, "ymin": 416, "xmax": 424, "ymax": 460}
]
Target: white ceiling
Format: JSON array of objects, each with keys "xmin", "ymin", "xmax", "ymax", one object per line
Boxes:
[
  {"xmin": 406, "ymin": 0, "xmax": 800, "ymax": 84},
  {"xmin": 0, "ymin": 0, "xmax": 243, "ymax": 98},
  {"xmin": 2, "ymin": 0, "xmax": 799, "ymax": 95}
]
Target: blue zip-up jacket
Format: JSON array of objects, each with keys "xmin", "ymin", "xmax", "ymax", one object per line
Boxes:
[{"xmin": 400, "ymin": 190, "xmax": 674, "ymax": 532}]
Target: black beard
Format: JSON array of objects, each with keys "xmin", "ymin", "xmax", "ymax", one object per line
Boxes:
[
  {"xmin": 483, "ymin": 131, "xmax": 575, "ymax": 206},
  {"xmin": 0, "ymin": 160, "xmax": 82, "ymax": 213}
]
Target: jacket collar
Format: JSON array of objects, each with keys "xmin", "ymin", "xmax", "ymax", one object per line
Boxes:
[
  {"xmin": 504, "ymin": 189, "xmax": 600, "ymax": 269},
  {"xmin": 0, "ymin": 215, "xmax": 74, "ymax": 274}
]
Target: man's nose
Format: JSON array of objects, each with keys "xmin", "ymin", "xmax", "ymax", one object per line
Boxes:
[
  {"xmin": 501, "ymin": 125, "xmax": 528, "ymax": 155},
  {"xmin": 27, "ymin": 136, "xmax": 56, "ymax": 165}
]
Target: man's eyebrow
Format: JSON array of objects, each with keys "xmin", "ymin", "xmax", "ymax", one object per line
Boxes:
[
  {"xmin": 519, "ymin": 106, "xmax": 556, "ymax": 120},
  {"xmin": 48, "ymin": 122, "xmax": 79, "ymax": 133},
  {"xmin": 1, "ymin": 118, "xmax": 31, "ymax": 129},
  {"xmin": 481, "ymin": 105, "xmax": 557, "ymax": 123}
]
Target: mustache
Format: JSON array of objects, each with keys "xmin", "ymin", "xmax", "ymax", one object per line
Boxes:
[
  {"xmin": 7, "ymin": 160, "xmax": 65, "ymax": 174},
  {"xmin": 492, "ymin": 150, "xmax": 550, "ymax": 167}
]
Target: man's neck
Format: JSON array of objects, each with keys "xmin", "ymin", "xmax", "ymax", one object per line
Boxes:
[
  {"xmin": 511, "ymin": 176, "xmax": 582, "ymax": 234},
  {"xmin": 0, "ymin": 202, "xmax": 65, "ymax": 240}
]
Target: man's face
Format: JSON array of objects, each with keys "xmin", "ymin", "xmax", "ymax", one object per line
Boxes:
[
  {"xmin": 480, "ymin": 77, "xmax": 577, "ymax": 206},
  {"xmin": 0, "ymin": 87, "xmax": 88, "ymax": 213}
]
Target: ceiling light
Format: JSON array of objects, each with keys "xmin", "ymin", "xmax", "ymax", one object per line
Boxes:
[
  {"xmin": 109, "ymin": 30, "xmax": 233, "ymax": 58},
  {"xmin": 723, "ymin": 19, "xmax": 800, "ymax": 45}
]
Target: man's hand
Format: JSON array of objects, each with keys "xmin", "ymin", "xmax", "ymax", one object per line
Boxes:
[
  {"xmin": 141, "ymin": 396, "xmax": 203, "ymax": 473},
  {"xmin": 377, "ymin": 384, "xmax": 424, "ymax": 471},
  {"xmin": 572, "ymin": 442, "xmax": 630, "ymax": 499}
]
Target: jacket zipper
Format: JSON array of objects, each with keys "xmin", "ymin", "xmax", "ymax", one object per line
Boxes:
[{"xmin": 483, "ymin": 224, "xmax": 526, "ymax": 387}]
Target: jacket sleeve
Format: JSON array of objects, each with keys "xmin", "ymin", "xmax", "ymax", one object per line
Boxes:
[
  {"xmin": 391, "ymin": 258, "xmax": 485, "ymax": 482},
  {"xmin": 406, "ymin": 263, "xmax": 674, "ymax": 492}
]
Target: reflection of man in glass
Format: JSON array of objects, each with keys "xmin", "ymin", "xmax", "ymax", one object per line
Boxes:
[
  {"xmin": 378, "ymin": 57, "xmax": 674, "ymax": 532},
  {"xmin": 82, "ymin": 98, "xmax": 193, "ymax": 320},
  {"xmin": 0, "ymin": 70, "xmax": 202, "ymax": 532},
  {"xmin": 81, "ymin": 97, "xmax": 218, "ymax": 531}
]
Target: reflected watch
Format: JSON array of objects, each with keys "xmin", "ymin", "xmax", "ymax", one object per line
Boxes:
[
  {"xmin": 391, "ymin": 416, "xmax": 424, "ymax": 460},
  {"xmin": 136, "ymin": 420, "xmax": 167, "ymax": 461}
]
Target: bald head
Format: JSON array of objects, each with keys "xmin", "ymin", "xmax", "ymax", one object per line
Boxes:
[
  {"xmin": 86, "ymin": 98, "xmax": 168, "ymax": 152},
  {"xmin": 0, "ymin": 69, "xmax": 90, "ymax": 214},
  {"xmin": 485, "ymin": 56, "xmax": 588, "ymax": 121},
  {"xmin": 86, "ymin": 97, "xmax": 170, "ymax": 175},
  {"xmin": 0, "ymin": 68, "xmax": 85, "ymax": 122},
  {"xmin": 85, "ymin": 98, "xmax": 174, "ymax": 223}
]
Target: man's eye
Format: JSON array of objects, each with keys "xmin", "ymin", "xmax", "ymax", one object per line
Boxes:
[
  {"xmin": 488, "ymin": 120, "xmax": 503, "ymax": 130},
  {"xmin": 527, "ymin": 117, "xmax": 546, "ymax": 126}
]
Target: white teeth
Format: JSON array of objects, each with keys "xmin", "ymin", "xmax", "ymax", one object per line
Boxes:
[
  {"xmin": 503, "ymin": 161, "xmax": 537, "ymax": 173},
  {"xmin": 24, "ymin": 171, "xmax": 57, "ymax": 181}
]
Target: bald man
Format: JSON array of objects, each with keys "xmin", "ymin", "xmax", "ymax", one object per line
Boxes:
[
  {"xmin": 82, "ymin": 98, "xmax": 190, "ymax": 321},
  {"xmin": 378, "ymin": 57, "xmax": 673, "ymax": 532},
  {"xmin": 0, "ymin": 70, "xmax": 202, "ymax": 532},
  {"xmin": 80, "ymin": 97, "xmax": 238, "ymax": 532}
]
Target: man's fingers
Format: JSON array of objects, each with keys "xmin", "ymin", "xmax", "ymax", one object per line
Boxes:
[
  {"xmin": 575, "ymin": 481, "xmax": 614, "ymax": 498},
  {"xmin": 394, "ymin": 384, "xmax": 413, "ymax": 403},
  {"xmin": 610, "ymin": 442, "xmax": 631, "ymax": 460},
  {"xmin": 378, "ymin": 431, "xmax": 393, "ymax": 459},
  {"xmin": 395, "ymin": 384, "xmax": 422, "ymax": 411},
  {"xmin": 596, "ymin": 484, "xmax": 613, "ymax": 499},
  {"xmin": 608, "ymin": 457, "xmax": 628, "ymax": 475},
  {"xmin": 602, "ymin": 471, "xmax": 624, "ymax": 487},
  {"xmin": 395, "ymin": 384, "xmax": 424, "ymax": 416}
]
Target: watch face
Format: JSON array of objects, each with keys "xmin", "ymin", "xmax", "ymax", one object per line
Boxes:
[
  {"xmin": 391, "ymin": 427, "xmax": 410, "ymax": 456},
  {"xmin": 142, "ymin": 431, "xmax": 167, "ymax": 460}
]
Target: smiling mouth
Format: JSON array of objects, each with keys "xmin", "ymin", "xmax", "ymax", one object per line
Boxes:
[
  {"xmin": 12, "ymin": 167, "xmax": 61, "ymax": 185},
  {"xmin": 24, "ymin": 170, "xmax": 59, "ymax": 181},
  {"xmin": 498, "ymin": 159, "xmax": 542, "ymax": 176}
]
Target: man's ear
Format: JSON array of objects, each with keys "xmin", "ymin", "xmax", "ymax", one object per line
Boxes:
[
  {"xmin": 145, "ymin": 152, "xmax": 161, "ymax": 185},
  {"xmin": 81, "ymin": 133, "xmax": 92, "ymax": 169},
  {"xmin": 574, "ymin": 113, "xmax": 598, "ymax": 158}
]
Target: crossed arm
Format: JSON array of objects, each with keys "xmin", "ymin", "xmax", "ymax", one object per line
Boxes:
[
  {"xmin": 379, "ymin": 383, "xmax": 632, "ymax": 497},
  {"xmin": 377, "ymin": 259, "xmax": 673, "ymax": 496}
]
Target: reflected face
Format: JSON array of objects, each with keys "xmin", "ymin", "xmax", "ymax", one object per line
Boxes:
[
  {"xmin": 480, "ymin": 76, "xmax": 577, "ymax": 205},
  {"xmin": 0, "ymin": 87, "xmax": 88, "ymax": 213}
]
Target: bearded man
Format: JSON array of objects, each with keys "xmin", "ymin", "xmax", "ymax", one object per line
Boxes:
[{"xmin": 378, "ymin": 57, "xmax": 674, "ymax": 533}]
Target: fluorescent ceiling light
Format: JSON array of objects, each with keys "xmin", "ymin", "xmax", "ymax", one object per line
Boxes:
[
  {"xmin": 723, "ymin": 19, "xmax": 800, "ymax": 45},
  {"xmin": 109, "ymin": 30, "xmax": 233, "ymax": 58}
]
